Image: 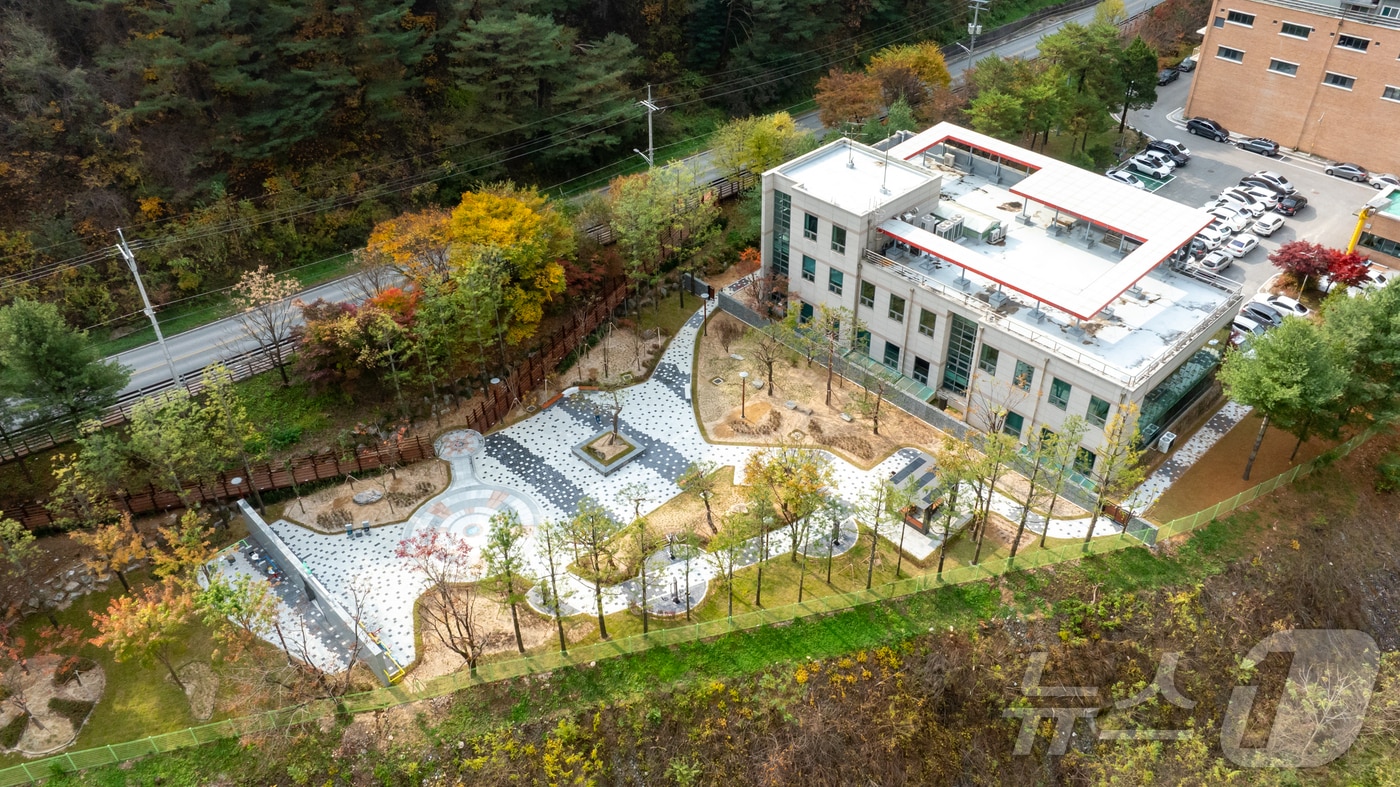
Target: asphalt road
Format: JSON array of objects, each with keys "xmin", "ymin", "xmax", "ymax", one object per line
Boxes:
[
  {"xmin": 1127, "ymin": 69, "xmax": 1379, "ymax": 297},
  {"xmin": 112, "ymin": 0, "xmax": 1177, "ymax": 395}
]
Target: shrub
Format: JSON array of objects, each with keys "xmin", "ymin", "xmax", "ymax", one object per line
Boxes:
[
  {"xmin": 47, "ymin": 697, "xmax": 95, "ymax": 728},
  {"xmin": 0, "ymin": 712, "xmax": 27, "ymax": 749},
  {"xmin": 316, "ymin": 508, "xmax": 352, "ymax": 528},
  {"xmin": 1377, "ymin": 452, "xmax": 1400, "ymax": 493},
  {"xmin": 730, "ymin": 408, "xmax": 781, "ymax": 436},
  {"xmin": 268, "ymin": 424, "xmax": 305, "ymax": 450},
  {"xmin": 52, "ymin": 656, "xmax": 97, "ymax": 686}
]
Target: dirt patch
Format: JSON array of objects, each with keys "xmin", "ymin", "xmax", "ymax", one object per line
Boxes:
[
  {"xmin": 994, "ymin": 471, "xmax": 1089, "ymax": 519},
  {"xmin": 0, "ymin": 654, "xmax": 105, "ymax": 756},
  {"xmin": 409, "ymin": 594, "xmax": 589, "ymax": 682},
  {"xmin": 561, "ymin": 325, "xmax": 667, "ymax": 389},
  {"xmin": 277, "ymin": 460, "xmax": 450, "ymax": 532},
  {"xmin": 584, "ymin": 433, "xmax": 634, "ymax": 463},
  {"xmin": 696, "ymin": 313, "xmax": 950, "ymax": 468},
  {"xmin": 1148, "ymin": 411, "xmax": 1337, "ymax": 522},
  {"xmin": 178, "ymin": 661, "xmax": 218, "ymax": 721}
]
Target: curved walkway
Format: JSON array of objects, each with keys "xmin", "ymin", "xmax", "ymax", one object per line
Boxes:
[{"xmin": 267, "ymin": 298, "xmax": 1112, "ymax": 663}]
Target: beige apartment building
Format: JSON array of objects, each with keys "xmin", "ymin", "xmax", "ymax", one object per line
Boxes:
[{"xmin": 1184, "ymin": 0, "xmax": 1400, "ymax": 173}]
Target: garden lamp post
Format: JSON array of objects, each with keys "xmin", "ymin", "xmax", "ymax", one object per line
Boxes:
[
  {"xmin": 739, "ymin": 371, "xmax": 749, "ymax": 420},
  {"xmin": 700, "ymin": 292, "xmax": 710, "ymax": 335}
]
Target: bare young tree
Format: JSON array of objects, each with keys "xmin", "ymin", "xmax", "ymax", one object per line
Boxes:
[
  {"xmin": 678, "ymin": 460, "xmax": 721, "ymax": 535},
  {"xmin": 346, "ymin": 247, "xmax": 399, "ymax": 303},
  {"xmin": 231, "ymin": 265, "xmax": 302, "ymax": 386},
  {"xmin": 715, "ymin": 318, "xmax": 744, "ymax": 354},
  {"xmin": 395, "ymin": 530, "xmax": 494, "ymax": 673},
  {"xmin": 750, "ymin": 325, "xmax": 786, "ymax": 397}
]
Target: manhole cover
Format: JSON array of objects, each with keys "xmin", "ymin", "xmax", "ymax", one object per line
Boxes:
[
  {"xmin": 711, "ymin": 377, "xmax": 725, "ymax": 386},
  {"xmin": 788, "ymin": 430, "xmax": 806, "ymax": 441}
]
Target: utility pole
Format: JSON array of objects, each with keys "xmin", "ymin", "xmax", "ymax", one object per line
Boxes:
[
  {"xmin": 116, "ymin": 229, "xmax": 182, "ymax": 388},
  {"xmin": 968, "ymin": 0, "xmax": 989, "ymax": 58},
  {"xmin": 634, "ymin": 84, "xmax": 661, "ymax": 168}
]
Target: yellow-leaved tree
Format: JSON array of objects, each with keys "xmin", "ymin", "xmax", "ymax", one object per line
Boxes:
[
  {"xmin": 448, "ymin": 183, "xmax": 571, "ymax": 345},
  {"xmin": 365, "ymin": 206, "xmax": 454, "ymax": 286}
]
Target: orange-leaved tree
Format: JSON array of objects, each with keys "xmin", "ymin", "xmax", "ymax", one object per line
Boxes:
[
  {"xmin": 90, "ymin": 578, "xmax": 196, "ymax": 690},
  {"xmin": 365, "ymin": 207, "xmax": 453, "ymax": 287},
  {"xmin": 814, "ymin": 69, "xmax": 883, "ymax": 130}
]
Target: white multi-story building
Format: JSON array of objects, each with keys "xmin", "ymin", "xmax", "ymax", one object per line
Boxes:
[{"xmin": 759, "ymin": 123, "xmax": 1241, "ymax": 466}]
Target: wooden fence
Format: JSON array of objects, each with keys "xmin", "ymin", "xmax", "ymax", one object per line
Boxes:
[{"xmin": 10, "ymin": 283, "xmax": 633, "ymax": 531}]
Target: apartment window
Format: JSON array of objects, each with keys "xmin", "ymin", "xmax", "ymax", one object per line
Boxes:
[
  {"xmin": 1337, "ymin": 35, "xmax": 1370, "ymax": 52},
  {"xmin": 1216, "ymin": 46, "xmax": 1245, "ymax": 63},
  {"xmin": 803, "ymin": 213, "xmax": 818, "ymax": 241},
  {"xmin": 1384, "ymin": 85, "xmax": 1400, "ymax": 102},
  {"xmin": 1213, "ymin": 16, "xmax": 1225, "ymax": 27},
  {"xmin": 831, "ymin": 225, "xmax": 847, "ymax": 254},
  {"xmin": 912, "ymin": 356, "xmax": 930, "ymax": 385},
  {"xmin": 828, "ymin": 268, "xmax": 844, "ymax": 295},
  {"xmin": 798, "ymin": 301, "xmax": 813, "ymax": 324},
  {"xmin": 1280, "ymin": 21, "xmax": 1312, "ymax": 38},
  {"xmin": 800, "ymin": 255, "xmax": 816, "ymax": 282},
  {"xmin": 1324, "ymin": 72, "xmax": 1356, "ymax": 90},
  {"xmin": 855, "ymin": 329, "xmax": 871, "ymax": 355},
  {"xmin": 978, "ymin": 345, "xmax": 999, "ymax": 375},
  {"xmin": 772, "ymin": 191, "xmax": 791, "ymax": 278},
  {"xmin": 888, "ymin": 294, "xmax": 906, "ymax": 323},
  {"xmin": 1268, "ymin": 59, "xmax": 1299, "ymax": 77},
  {"xmin": 1226, "ymin": 9, "xmax": 1254, "ymax": 25},
  {"xmin": 1382, "ymin": 4, "xmax": 1400, "ymax": 18},
  {"xmin": 1075, "ymin": 448, "xmax": 1097, "ymax": 475},
  {"xmin": 883, "ymin": 341, "xmax": 901, "ymax": 370},
  {"xmin": 859, "ymin": 281, "xmax": 875, "ymax": 308},
  {"xmin": 1003, "ymin": 411, "xmax": 1025, "ymax": 439},
  {"xmin": 942, "ymin": 314, "xmax": 978, "ymax": 394},
  {"xmin": 1049, "ymin": 377, "xmax": 1072, "ymax": 410},
  {"xmin": 1013, "ymin": 360, "xmax": 1035, "ymax": 391},
  {"xmin": 918, "ymin": 308, "xmax": 937, "ymax": 337},
  {"xmin": 1086, "ymin": 395, "xmax": 1111, "ymax": 428}
]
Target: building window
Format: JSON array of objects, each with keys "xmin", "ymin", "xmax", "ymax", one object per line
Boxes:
[
  {"xmin": 1075, "ymin": 448, "xmax": 1097, "ymax": 475},
  {"xmin": 859, "ymin": 281, "xmax": 875, "ymax": 309},
  {"xmin": 1337, "ymin": 35, "xmax": 1370, "ymax": 52},
  {"xmin": 1216, "ymin": 46, "xmax": 1244, "ymax": 63},
  {"xmin": 883, "ymin": 341, "xmax": 901, "ymax": 370},
  {"xmin": 831, "ymin": 225, "xmax": 847, "ymax": 254},
  {"xmin": 1049, "ymin": 377, "xmax": 1072, "ymax": 410},
  {"xmin": 803, "ymin": 213, "xmax": 818, "ymax": 241},
  {"xmin": 918, "ymin": 308, "xmax": 937, "ymax": 337},
  {"xmin": 1226, "ymin": 9, "xmax": 1254, "ymax": 25},
  {"xmin": 1384, "ymin": 86, "xmax": 1400, "ymax": 102},
  {"xmin": 888, "ymin": 294, "xmax": 906, "ymax": 323},
  {"xmin": 798, "ymin": 301, "xmax": 813, "ymax": 323},
  {"xmin": 1280, "ymin": 21, "xmax": 1311, "ymax": 37},
  {"xmin": 1383, "ymin": 5, "xmax": 1400, "ymax": 17},
  {"xmin": 941, "ymin": 314, "xmax": 978, "ymax": 395},
  {"xmin": 828, "ymin": 268, "xmax": 843, "ymax": 295},
  {"xmin": 1324, "ymin": 72, "xmax": 1356, "ymax": 90},
  {"xmin": 1213, "ymin": 16, "xmax": 1225, "ymax": 27},
  {"xmin": 1003, "ymin": 411, "xmax": 1025, "ymax": 439},
  {"xmin": 1086, "ymin": 395, "xmax": 1111, "ymax": 428},
  {"xmin": 1268, "ymin": 59, "xmax": 1299, "ymax": 76},
  {"xmin": 1359, "ymin": 232, "xmax": 1400, "ymax": 257},
  {"xmin": 856, "ymin": 329, "xmax": 871, "ymax": 356},
  {"xmin": 978, "ymin": 345, "xmax": 999, "ymax": 375},
  {"xmin": 800, "ymin": 255, "xmax": 816, "ymax": 282},
  {"xmin": 912, "ymin": 356, "xmax": 930, "ymax": 385},
  {"xmin": 772, "ymin": 191, "xmax": 791, "ymax": 278},
  {"xmin": 1013, "ymin": 360, "xmax": 1034, "ymax": 391}
]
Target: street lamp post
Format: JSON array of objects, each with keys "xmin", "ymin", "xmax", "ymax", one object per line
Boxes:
[
  {"xmin": 700, "ymin": 292, "xmax": 710, "ymax": 335},
  {"xmin": 738, "ymin": 371, "xmax": 749, "ymax": 420}
]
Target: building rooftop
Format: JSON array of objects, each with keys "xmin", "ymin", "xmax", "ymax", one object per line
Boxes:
[
  {"xmin": 886, "ymin": 122, "xmax": 1213, "ymax": 321},
  {"xmin": 867, "ymin": 168, "xmax": 1239, "ymax": 389},
  {"xmin": 774, "ymin": 137, "xmax": 937, "ymax": 216}
]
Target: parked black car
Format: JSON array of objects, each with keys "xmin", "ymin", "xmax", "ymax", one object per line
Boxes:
[
  {"xmin": 1240, "ymin": 302, "xmax": 1284, "ymax": 328},
  {"xmin": 1176, "ymin": 55, "xmax": 1198, "ymax": 72},
  {"xmin": 1237, "ymin": 137, "xmax": 1280, "ymax": 156},
  {"xmin": 1185, "ymin": 117, "xmax": 1230, "ymax": 142},
  {"xmin": 1146, "ymin": 138, "xmax": 1190, "ymax": 166},
  {"xmin": 1276, "ymin": 194, "xmax": 1309, "ymax": 216},
  {"xmin": 1239, "ymin": 176, "xmax": 1289, "ymax": 197},
  {"xmin": 1157, "ymin": 68, "xmax": 1179, "ymax": 85}
]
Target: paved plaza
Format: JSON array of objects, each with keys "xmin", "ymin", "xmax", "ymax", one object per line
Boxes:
[{"xmin": 253, "ymin": 295, "xmax": 1128, "ymax": 666}]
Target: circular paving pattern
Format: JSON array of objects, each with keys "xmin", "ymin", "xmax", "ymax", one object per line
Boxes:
[{"xmin": 435, "ymin": 429, "xmax": 486, "ymax": 461}]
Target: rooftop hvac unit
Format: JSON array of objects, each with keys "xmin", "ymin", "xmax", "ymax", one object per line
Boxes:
[
  {"xmin": 1156, "ymin": 431, "xmax": 1178, "ymax": 453},
  {"xmin": 942, "ymin": 152, "xmax": 956, "ymax": 167},
  {"xmin": 902, "ymin": 212, "xmax": 915, "ymax": 222},
  {"xmin": 988, "ymin": 224, "xmax": 1006, "ymax": 244},
  {"xmin": 935, "ymin": 216, "xmax": 964, "ymax": 240}
]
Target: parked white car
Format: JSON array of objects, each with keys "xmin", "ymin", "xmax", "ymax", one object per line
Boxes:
[
  {"xmin": 1223, "ymin": 233, "xmax": 1260, "ymax": 258},
  {"xmin": 1209, "ymin": 192, "xmax": 1266, "ymax": 218},
  {"xmin": 1207, "ymin": 206, "xmax": 1251, "ymax": 233},
  {"xmin": 1106, "ymin": 168, "xmax": 1145, "ymax": 189},
  {"xmin": 1252, "ymin": 293, "xmax": 1310, "ymax": 317},
  {"xmin": 1193, "ymin": 225, "xmax": 1229, "ymax": 250},
  {"xmin": 1197, "ymin": 249, "xmax": 1234, "ymax": 272},
  {"xmin": 1251, "ymin": 170, "xmax": 1296, "ymax": 194},
  {"xmin": 1251, "ymin": 213, "xmax": 1285, "ymax": 237},
  {"xmin": 1128, "ymin": 154, "xmax": 1173, "ymax": 179}
]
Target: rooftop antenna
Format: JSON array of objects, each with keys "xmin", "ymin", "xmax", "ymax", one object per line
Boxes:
[{"xmin": 846, "ymin": 141, "xmax": 856, "ymax": 169}]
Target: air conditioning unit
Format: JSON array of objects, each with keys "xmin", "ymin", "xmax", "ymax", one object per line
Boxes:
[
  {"xmin": 942, "ymin": 152, "xmax": 956, "ymax": 167},
  {"xmin": 1156, "ymin": 431, "xmax": 1178, "ymax": 453}
]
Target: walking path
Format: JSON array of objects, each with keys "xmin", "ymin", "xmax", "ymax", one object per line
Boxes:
[
  {"xmin": 1124, "ymin": 401, "xmax": 1253, "ymax": 513},
  {"xmin": 263, "ymin": 298, "xmax": 1115, "ymax": 663}
]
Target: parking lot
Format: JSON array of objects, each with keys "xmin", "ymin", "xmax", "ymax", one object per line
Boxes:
[{"xmin": 1126, "ymin": 71, "xmax": 1385, "ymax": 297}]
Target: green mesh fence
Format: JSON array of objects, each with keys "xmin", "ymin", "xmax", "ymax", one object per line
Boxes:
[{"xmin": 0, "ymin": 426, "xmax": 1382, "ymax": 786}]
